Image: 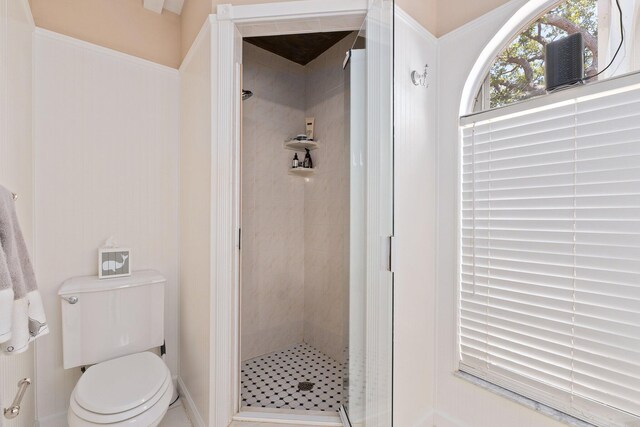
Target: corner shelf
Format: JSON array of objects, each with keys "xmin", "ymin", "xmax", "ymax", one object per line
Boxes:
[
  {"xmin": 284, "ymin": 140, "xmax": 319, "ymax": 151},
  {"xmin": 288, "ymin": 168, "xmax": 315, "ymax": 177}
]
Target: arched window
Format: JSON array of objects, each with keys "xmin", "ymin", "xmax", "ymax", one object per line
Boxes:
[
  {"xmin": 472, "ymin": 0, "xmax": 638, "ymax": 112},
  {"xmin": 459, "ymin": 1, "xmax": 640, "ymax": 426}
]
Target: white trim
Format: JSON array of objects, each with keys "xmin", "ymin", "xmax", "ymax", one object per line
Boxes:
[
  {"xmin": 210, "ymin": 14, "xmax": 238, "ymax": 427},
  {"xmin": 232, "ymin": 27, "xmax": 243, "ymax": 418},
  {"xmin": 143, "ymin": 0, "xmax": 165, "ymax": 14},
  {"xmin": 460, "ymin": 70, "xmax": 640, "ymax": 125},
  {"xmin": 33, "ymin": 28, "xmax": 179, "ymax": 76},
  {"xmin": 177, "ymin": 376, "xmax": 206, "ymax": 427},
  {"xmin": 218, "ymin": 0, "xmax": 367, "ymax": 38},
  {"xmin": 210, "ymin": 2, "xmax": 372, "ymax": 426},
  {"xmin": 34, "ymin": 411, "xmax": 67, "ymax": 427},
  {"xmin": 234, "ymin": 409, "xmax": 342, "ymax": 426},
  {"xmin": 394, "ymin": 5, "xmax": 437, "ymax": 43},
  {"xmin": 438, "ymin": 0, "xmax": 529, "ymax": 44},
  {"xmin": 19, "ymin": 0, "xmax": 35, "ymax": 27},
  {"xmin": 458, "ymin": 0, "xmax": 563, "ymax": 115},
  {"xmin": 453, "ymin": 373, "xmax": 595, "ymax": 427},
  {"xmin": 223, "ymin": 0, "xmax": 367, "ymax": 23}
]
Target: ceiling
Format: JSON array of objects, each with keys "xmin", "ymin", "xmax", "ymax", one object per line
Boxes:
[
  {"xmin": 143, "ymin": 0, "xmax": 184, "ymax": 15},
  {"xmin": 244, "ymin": 31, "xmax": 353, "ymax": 66}
]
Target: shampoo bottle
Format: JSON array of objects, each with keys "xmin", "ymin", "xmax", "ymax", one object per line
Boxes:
[
  {"xmin": 303, "ymin": 148, "xmax": 313, "ymax": 169},
  {"xmin": 292, "ymin": 153, "xmax": 299, "ymax": 168},
  {"xmin": 305, "ymin": 117, "xmax": 315, "ymax": 140}
]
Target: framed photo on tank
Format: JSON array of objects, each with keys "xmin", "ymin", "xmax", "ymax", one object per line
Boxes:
[{"xmin": 98, "ymin": 247, "xmax": 131, "ymax": 279}]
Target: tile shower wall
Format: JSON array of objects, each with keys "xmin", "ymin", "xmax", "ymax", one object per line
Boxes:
[
  {"xmin": 241, "ymin": 43, "xmax": 306, "ymax": 361},
  {"xmin": 302, "ymin": 34, "xmax": 355, "ymax": 363},
  {"xmin": 242, "ymin": 34, "xmax": 354, "ymax": 364}
]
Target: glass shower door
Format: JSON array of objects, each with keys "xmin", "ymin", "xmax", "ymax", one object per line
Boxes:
[{"xmin": 344, "ymin": 0, "xmax": 394, "ymax": 426}]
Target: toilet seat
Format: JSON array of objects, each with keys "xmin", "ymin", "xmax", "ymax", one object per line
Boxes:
[{"xmin": 69, "ymin": 352, "xmax": 172, "ymax": 425}]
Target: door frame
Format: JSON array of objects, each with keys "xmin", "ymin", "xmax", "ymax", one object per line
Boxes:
[{"xmin": 208, "ymin": 1, "xmax": 369, "ymax": 425}]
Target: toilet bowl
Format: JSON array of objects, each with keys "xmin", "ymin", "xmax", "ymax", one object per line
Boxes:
[{"xmin": 68, "ymin": 352, "xmax": 174, "ymax": 427}]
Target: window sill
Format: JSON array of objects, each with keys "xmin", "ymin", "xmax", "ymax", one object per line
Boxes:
[{"xmin": 454, "ymin": 371, "xmax": 596, "ymax": 427}]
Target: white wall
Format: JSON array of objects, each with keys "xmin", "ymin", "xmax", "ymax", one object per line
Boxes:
[
  {"xmin": 178, "ymin": 21, "xmax": 212, "ymax": 427},
  {"xmin": 599, "ymin": 0, "xmax": 640, "ymax": 78},
  {"xmin": 23, "ymin": 2, "xmax": 621, "ymax": 427},
  {"xmin": 434, "ymin": 1, "xmax": 570, "ymax": 426},
  {"xmin": 0, "ymin": 1, "xmax": 36, "ymax": 426},
  {"xmin": 33, "ymin": 29, "xmax": 180, "ymax": 425},
  {"xmin": 392, "ymin": 8, "xmax": 438, "ymax": 427}
]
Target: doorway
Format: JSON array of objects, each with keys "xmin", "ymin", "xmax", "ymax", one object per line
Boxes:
[
  {"xmin": 208, "ymin": 1, "xmax": 394, "ymax": 425},
  {"xmin": 239, "ymin": 30, "xmax": 356, "ymax": 418}
]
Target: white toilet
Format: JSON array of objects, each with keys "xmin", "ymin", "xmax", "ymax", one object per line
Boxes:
[{"xmin": 59, "ymin": 270, "xmax": 174, "ymax": 427}]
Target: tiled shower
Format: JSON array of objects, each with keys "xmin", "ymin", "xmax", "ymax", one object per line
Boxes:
[{"xmin": 240, "ymin": 33, "xmax": 355, "ymax": 413}]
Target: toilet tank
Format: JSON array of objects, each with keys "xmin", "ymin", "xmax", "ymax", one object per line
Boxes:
[{"xmin": 59, "ymin": 270, "xmax": 165, "ymax": 369}]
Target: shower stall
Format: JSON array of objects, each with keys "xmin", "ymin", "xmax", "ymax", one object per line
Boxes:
[
  {"xmin": 237, "ymin": 1, "xmax": 393, "ymax": 424},
  {"xmin": 178, "ymin": 0, "xmax": 394, "ymax": 425},
  {"xmin": 239, "ymin": 30, "xmax": 355, "ymax": 414}
]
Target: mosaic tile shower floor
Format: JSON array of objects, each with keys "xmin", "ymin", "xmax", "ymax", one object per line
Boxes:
[{"xmin": 241, "ymin": 343, "xmax": 343, "ymax": 412}]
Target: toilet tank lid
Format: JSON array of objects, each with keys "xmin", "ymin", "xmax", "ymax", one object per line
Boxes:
[{"xmin": 59, "ymin": 270, "xmax": 166, "ymax": 296}]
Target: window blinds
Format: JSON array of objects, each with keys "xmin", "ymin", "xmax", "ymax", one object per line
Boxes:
[{"xmin": 460, "ymin": 73, "xmax": 640, "ymax": 427}]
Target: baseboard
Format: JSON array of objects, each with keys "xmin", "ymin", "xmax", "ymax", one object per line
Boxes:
[
  {"xmin": 171, "ymin": 374, "xmax": 179, "ymax": 402},
  {"xmin": 177, "ymin": 376, "xmax": 206, "ymax": 427},
  {"xmin": 34, "ymin": 411, "xmax": 67, "ymax": 427}
]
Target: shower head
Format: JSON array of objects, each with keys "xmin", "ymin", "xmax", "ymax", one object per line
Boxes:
[{"xmin": 242, "ymin": 89, "xmax": 254, "ymax": 101}]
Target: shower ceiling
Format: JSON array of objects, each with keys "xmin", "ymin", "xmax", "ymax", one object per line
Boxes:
[{"xmin": 244, "ymin": 31, "xmax": 353, "ymax": 66}]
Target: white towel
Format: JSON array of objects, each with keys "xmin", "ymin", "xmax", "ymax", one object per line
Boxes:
[{"xmin": 0, "ymin": 185, "xmax": 48, "ymax": 355}]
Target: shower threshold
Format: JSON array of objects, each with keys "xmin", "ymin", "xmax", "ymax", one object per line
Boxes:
[{"xmin": 234, "ymin": 406, "xmax": 342, "ymax": 426}]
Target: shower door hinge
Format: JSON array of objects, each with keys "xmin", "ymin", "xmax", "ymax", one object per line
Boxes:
[{"xmin": 388, "ymin": 235, "xmax": 396, "ymax": 273}]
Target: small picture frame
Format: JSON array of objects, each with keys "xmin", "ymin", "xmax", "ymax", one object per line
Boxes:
[{"xmin": 98, "ymin": 247, "xmax": 131, "ymax": 279}]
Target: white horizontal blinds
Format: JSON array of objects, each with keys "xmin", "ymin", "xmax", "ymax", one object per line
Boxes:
[
  {"xmin": 460, "ymin": 75, "xmax": 640, "ymax": 427},
  {"xmin": 572, "ymin": 87, "xmax": 640, "ymax": 423}
]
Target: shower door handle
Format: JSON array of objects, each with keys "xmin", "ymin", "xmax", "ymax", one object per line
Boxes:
[{"xmin": 385, "ymin": 235, "xmax": 396, "ymax": 273}]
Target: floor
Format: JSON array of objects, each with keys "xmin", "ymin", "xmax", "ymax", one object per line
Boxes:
[
  {"xmin": 230, "ymin": 423, "xmax": 325, "ymax": 427},
  {"xmin": 164, "ymin": 398, "xmax": 328, "ymax": 427},
  {"xmin": 241, "ymin": 343, "xmax": 344, "ymax": 412},
  {"xmin": 159, "ymin": 399, "xmax": 192, "ymax": 427}
]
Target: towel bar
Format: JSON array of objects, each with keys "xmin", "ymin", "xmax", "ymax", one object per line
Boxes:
[{"xmin": 3, "ymin": 378, "xmax": 31, "ymax": 420}]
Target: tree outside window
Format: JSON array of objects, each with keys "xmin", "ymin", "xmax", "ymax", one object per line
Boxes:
[{"xmin": 482, "ymin": 0, "xmax": 599, "ymax": 109}]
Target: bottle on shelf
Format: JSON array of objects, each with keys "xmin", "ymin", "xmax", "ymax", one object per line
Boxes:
[
  {"xmin": 305, "ymin": 117, "xmax": 315, "ymax": 140},
  {"xmin": 303, "ymin": 148, "xmax": 313, "ymax": 169},
  {"xmin": 292, "ymin": 153, "xmax": 299, "ymax": 168}
]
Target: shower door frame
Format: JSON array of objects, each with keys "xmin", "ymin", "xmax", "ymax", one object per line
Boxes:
[{"xmin": 208, "ymin": 1, "xmax": 371, "ymax": 426}]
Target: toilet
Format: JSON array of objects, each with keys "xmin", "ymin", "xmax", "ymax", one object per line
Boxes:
[{"xmin": 59, "ymin": 270, "xmax": 174, "ymax": 427}]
